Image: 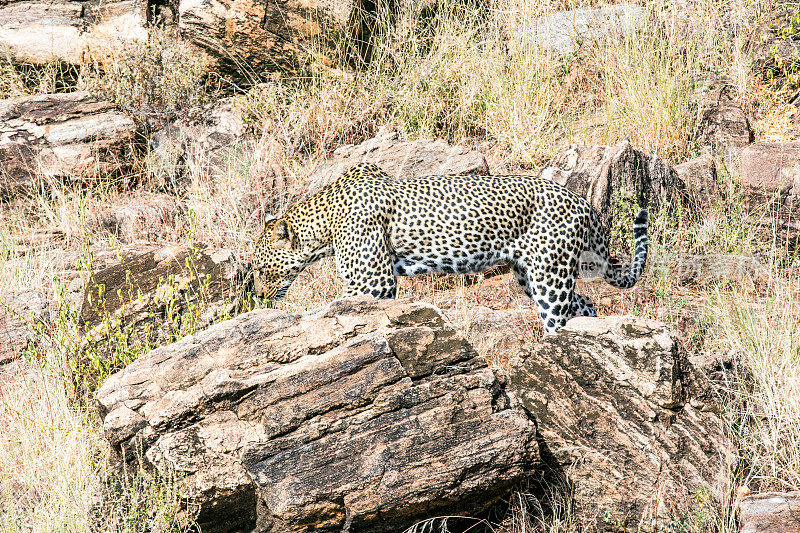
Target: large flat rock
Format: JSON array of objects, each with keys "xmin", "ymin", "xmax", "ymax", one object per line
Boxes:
[
  {"xmin": 0, "ymin": 0, "xmax": 147, "ymax": 66},
  {"xmin": 307, "ymin": 131, "xmax": 489, "ymax": 195},
  {"xmin": 98, "ymin": 297, "xmax": 539, "ymax": 532}
]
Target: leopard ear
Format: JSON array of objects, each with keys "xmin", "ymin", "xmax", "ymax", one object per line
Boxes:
[{"xmin": 271, "ymin": 219, "xmax": 297, "ymax": 250}]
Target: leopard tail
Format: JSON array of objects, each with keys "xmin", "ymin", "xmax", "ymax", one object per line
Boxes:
[{"xmin": 588, "ymin": 209, "xmax": 649, "ymax": 289}]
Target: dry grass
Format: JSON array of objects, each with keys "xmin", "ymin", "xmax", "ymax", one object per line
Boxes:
[
  {"xmin": 711, "ymin": 278, "xmax": 800, "ymax": 493},
  {"xmin": 0, "ymin": 358, "xmax": 100, "ymax": 532},
  {"xmin": 1, "ymin": 0, "xmax": 799, "ymax": 530}
]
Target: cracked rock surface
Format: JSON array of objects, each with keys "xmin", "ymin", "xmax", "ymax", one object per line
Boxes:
[
  {"xmin": 506, "ymin": 315, "xmax": 735, "ymax": 531},
  {"xmin": 98, "ymin": 297, "xmax": 539, "ymax": 533}
]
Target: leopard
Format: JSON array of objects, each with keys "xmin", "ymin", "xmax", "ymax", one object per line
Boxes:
[{"xmin": 252, "ymin": 162, "xmax": 648, "ymax": 333}]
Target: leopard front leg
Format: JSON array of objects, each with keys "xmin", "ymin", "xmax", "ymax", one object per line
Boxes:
[
  {"xmin": 571, "ymin": 292, "xmax": 596, "ymax": 317},
  {"xmin": 335, "ymin": 225, "xmax": 397, "ymax": 299}
]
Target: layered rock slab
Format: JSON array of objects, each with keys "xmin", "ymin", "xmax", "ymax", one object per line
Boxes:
[
  {"xmin": 177, "ymin": 0, "xmax": 377, "ymax": 79},
  {"xmin": 80, "ymin": 243, "xmax": 248, "ymax": 343},
  {"xmin": 0, "ymin": 0, "xmax": 148, "ymax": 66},
  {"xmin": 506, "ymin": 315, "xmax": 734, "ymax": 531},
  {"xmin": 97, "ymin": 297, "xmax": 539, "ymax": 533},
  {"xmin": 307, "ymin": 131, "xmax": 490, "ymax": 194},
  {"xmin": 0, "ymin": 91, "xmax": 137, "ymax": 197}
]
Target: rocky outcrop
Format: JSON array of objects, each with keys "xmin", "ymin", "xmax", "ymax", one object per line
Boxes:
[
  {"xmin": 695, "ymin": 77, "xmax": 753, "ymax": 156},
  {"xmin": 0, "ymin": 1, "xmax": 87, "ymax": 64},
  {"xmin": 738, "ymin": 142, "xmax": 800, "ymax": 241},
  {"xmin": 0, "ymin": 92, "xmax": 137, "ymax": 198},
  {"xmin": 91, "ymin": 193, "xmax": 185, "ymax": 243},
  {"xmin": 0, "ymin": 290, "xmax": 47, "ymax": 364},
  {"xmin": 739, "ymin": 492, "xmax": 800, "ymax": 533},
  {"xmin": 80, "ymin": 243, "xmax": 248, "ymax": 343},
  {"xmin": 506, "ymin": 315, "xmax": 734, "ymax": 531},
  {"xmin": 177, "ymin": 0, "xmax": 380, "ymax": 78},
  {"xmin": 148, "ymin": 97, "xmax": 250, "ymax": 185},
  {"xmin": 538, "ymin": 141, "xmax": 687, "ymax": 228},
  {"xmin": 307, "ymin": 131, "xmax": 490, "ymax": 194},
  {"xmin": 98, "ymin": 295, "xmax": 734, "ymax": 532},
  {"xmin": 509, "ymin": 4, "xmax": 647, "ymax": 55},
  {"xmin": 675, "ymin": 153, "xmax": 717, "ymax": 207},
  {"xmin": 98, "ymin": 297, "xmax": 539, "ymax": 533},
  {"xmin": 0, "ymin": 0, "xmax": 147, "ymax": 66}
]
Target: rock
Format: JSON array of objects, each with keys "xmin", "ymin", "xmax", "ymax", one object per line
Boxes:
[
  {"xmin": 0, "ymin": 0, "xmax": 147, "ymax": 66},
  {"xmin": 0, "ymin": 91, "xmax": 137, "ymax": 199},
  {"xmin": 178, "ymin": 0, "xmax": 378, "ymax": 79},
  {"xmin": 445, "ymin": 305, "xmax": 540, "ymax": 360},
  {"xmin": 738, "ymin": 142, "xmax": 800, "ymax": 241},
  {"xmin": 80, "ymin": 243, "xmax": 249, "ymax": 344},
  {"xmin": 0, "ymin": 290, "xmax": 47, "ymax": 364},
  {"xmin": 739, "ymin": 492, "xmax": 800, "ymax": 533},
  {"xmin": 675, "ymin": 153, "xmax": 717, "ymax": 207},
  {"xmin": 538, "ymin": 141, "xmax": 687, "ymax": 228},
  {"xmin": 0, "ymin": 1, "xmax": 86, "ymax": 64},
  {"xmin": 506, "ymin": 315, "xmax": 734, "ymax": 531},
  {"xmin": 91, "ymin": 193, "xmax": 185, "ymax": 243},
  {"xmin": 307, "ymin": 131, "xmax": 490, "ymax": 194},
  {"xmin": 509, "ymin": 4, "xmax": 647, "ymax": 55},
  {"xmin": 148, "ymin": 97, "xmax": 249, "ymax": 186},
  {"xmin": 97, "ymin": 297, "xmax": 539, "ymax": 533},
  {"xmin": 695, "ymin": 77, "xmax": 753, "ymax": 156}
]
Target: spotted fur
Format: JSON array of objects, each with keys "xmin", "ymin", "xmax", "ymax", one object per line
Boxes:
[{"xmin": 253, "ymin": 163, "xmax": 649, "ymax": 333}]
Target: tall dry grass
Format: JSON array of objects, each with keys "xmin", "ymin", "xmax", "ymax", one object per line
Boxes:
[
  {"xmin": 1, "ymin": 0, "xmax": 798, "ymax": 530},
  {"xmin": 0, "ymin": 357, "xmax": 99, "ymax": 532},
  {"xmin": 711, "ymin": 278, "xmax": 800, "ymax": 493}
]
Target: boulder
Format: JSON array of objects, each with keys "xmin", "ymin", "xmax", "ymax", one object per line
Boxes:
[
  {"xmin": 0, "ymin": 0, "xmax": 147, "ymax": 66},
  {"xmin": 0, "ymin": 1, "xmax": 86, "ymax": 65},
  {"xmin": 509, "ymin": 4, "xmax": 647, "ymax": 55},
  {"xmin": 0, "ymin": 290, "xmax": 48, "ymax": 364},
  {"xmin": 91, "ymin": 193, "xmax": 185, "ymax": 243},
  {"xmin": 739, "ymin": 492, "xmax": 800, "ymax": 533},
  {"xmin": 148, "ymin": 97, "xmax": 250, "ymax": 185},
  {"xmin": 506, "ymin": 315, "xmax": 734, "ymax": 531},
  {"xmin": 738, "ymin": 142, "xmax": 800, "ymax": 241},
  {"xmin": 97, "ymin": 297, "xmax": 539, "ymax": 533},
  {"xmin": 0, "ymin": 91, "xmax": 137, "ymax": 198},
  {"xmin": 538, "ymin": 141, "xmax": 687, "ymax": 228},
  {"xmin": 675, "ymin": 153, "xmax": 717, "ymax": 207},
  {"xmin": 177, "ymin": 0, "xmax": 377, "ymax": 79},
  {"xmin": 307, "ymin": 131, "xmax": 490, "ymax": 194},
  {"xmin": 80, "ymin": 243, "xmax": 248, "ymax": 343},
  {"xmin": 695, "ymin": 77, "xmax": 753, "ymax": 156}
]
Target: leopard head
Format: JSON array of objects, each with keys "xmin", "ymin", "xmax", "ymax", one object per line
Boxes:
[{"xmin": 252, "ymin": 218, "xmax": 306, "ymax": 301}]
